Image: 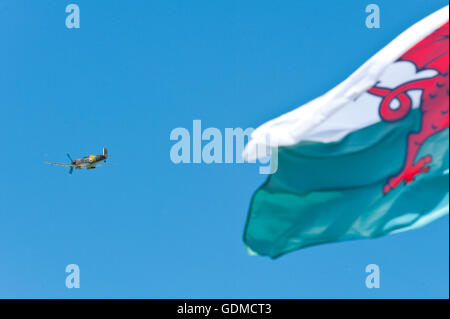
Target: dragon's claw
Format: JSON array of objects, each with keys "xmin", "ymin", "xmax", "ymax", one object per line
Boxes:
[{"xmin": 383, "ymin": 155, "xmax": 433, "ymax": 193}]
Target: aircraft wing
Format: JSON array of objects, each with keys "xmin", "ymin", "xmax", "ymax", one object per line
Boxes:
[
  {"xmin": 45, "ymin": 162, "xmax": 78, "ymax": 168},
  {"xmin": 93, "ymin": 163, "xmax": 113, "ymax": 168}
]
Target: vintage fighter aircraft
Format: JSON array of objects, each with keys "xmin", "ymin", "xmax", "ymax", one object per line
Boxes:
[{"xmin": 46, "ymin": 146, "xmax": 109, "ymax": 174}]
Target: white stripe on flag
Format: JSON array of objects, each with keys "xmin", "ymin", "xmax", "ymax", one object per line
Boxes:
[{"xmin": 244, "ymin": 6, "xmax": 449, "ymax": 161}]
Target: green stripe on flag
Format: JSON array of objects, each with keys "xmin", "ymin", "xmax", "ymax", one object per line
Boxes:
[{"xmin": 243, "ymin": 109, "xmax": 449, "ymax": 258}]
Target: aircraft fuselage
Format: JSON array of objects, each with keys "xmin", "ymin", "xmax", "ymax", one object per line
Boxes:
[{"xmin": 74, "ymin": 154, "xmax": 107, "ymax": 169}]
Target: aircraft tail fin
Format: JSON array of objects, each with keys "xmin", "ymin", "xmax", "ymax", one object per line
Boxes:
[{"xmin": 103, "ymin": 146, "xmax": 108, "ymax": 158}]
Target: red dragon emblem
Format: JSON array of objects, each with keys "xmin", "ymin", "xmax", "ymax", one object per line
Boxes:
[{"xmin": 368, "ymin": 22, "xmax": 449, "ymax": 194}]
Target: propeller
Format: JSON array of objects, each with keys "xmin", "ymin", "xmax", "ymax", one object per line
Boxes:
[{"xmin": 67, "ymin": 153, "xmax": 74, "ymax": 175}]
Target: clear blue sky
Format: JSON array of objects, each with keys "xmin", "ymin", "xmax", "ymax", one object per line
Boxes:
[{"xmin": 0, "ymin": 0, "xmax": 448, "ymax": 298}]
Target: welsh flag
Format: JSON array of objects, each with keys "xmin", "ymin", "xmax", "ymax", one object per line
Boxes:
[{"xmin": 243, "ymin": 6, "xmax": 449, "ymax": 258}]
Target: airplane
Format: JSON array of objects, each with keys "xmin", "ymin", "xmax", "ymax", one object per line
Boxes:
[{"xmin": 46, "ymin": 146, "xmax": 110, "ymax": 174}]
